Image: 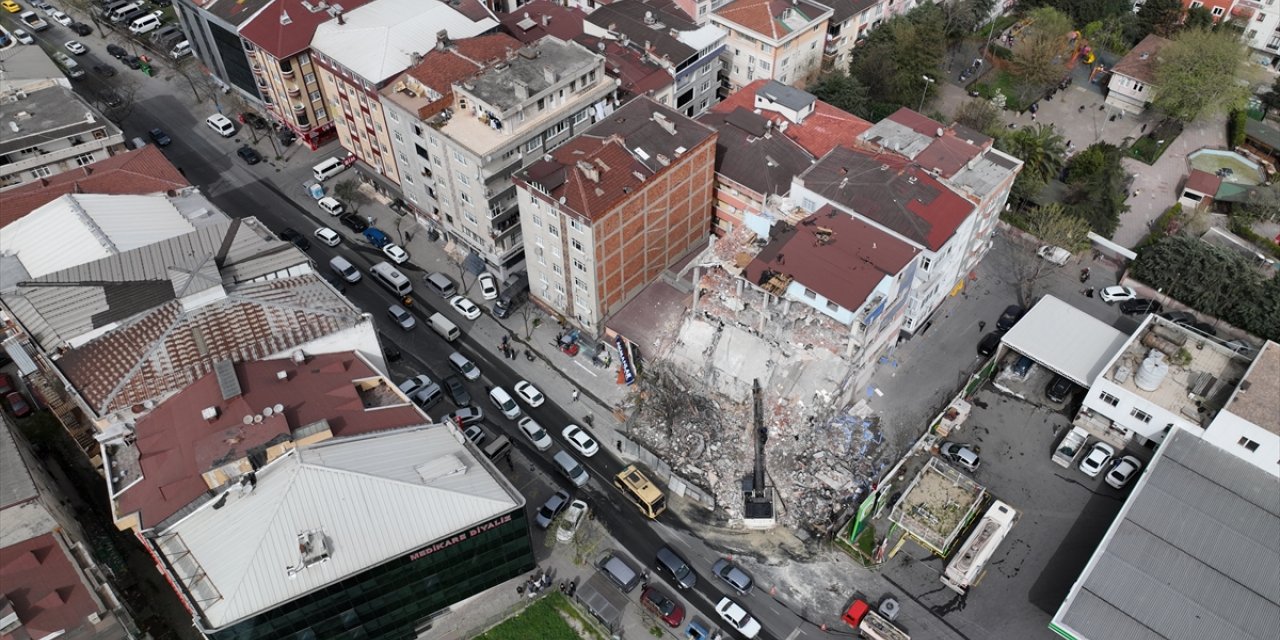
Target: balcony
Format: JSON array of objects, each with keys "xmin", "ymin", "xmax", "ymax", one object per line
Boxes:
[
  {"xmin": 252, "ymin": 63, "xmax": 263, "ymax": 73},
  {"xmin": 293, "ymin": 102, "xmax": 306, "ymax": 113},
  {"xmin": 287, "ymin": 84, "xmax": 302, "ymax": 97}
]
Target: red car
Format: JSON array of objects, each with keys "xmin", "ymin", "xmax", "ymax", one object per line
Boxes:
[
  {"xmin": 640, "ymin": 586, "xmax": 684, "ymax": 627},
  {"xmin": 5, "ymin": 391, "xmax": 31, "ymax": 418},
  {"xmin": 0, "ymin": 373, "xmax": 13, "ymax": 395}
]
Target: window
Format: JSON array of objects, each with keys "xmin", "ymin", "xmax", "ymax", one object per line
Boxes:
[
  {"xmin": 1099, "ymin": 391, "xmax": 1120, "ymax": 407},
  {"xmin": 802, "ymin": 288, "xmax": 816, "ymax": 299},
  {"xmin": 919, "ymin": 257, "xmax": 932, "ymax": 271},
  {"xmin": 310, "ymin": 90, "xmax": 323, "ymax": 101},
  {"xmin": 394, "ymin": 131, "xmax": 404, "ymax": 143},
  {"xmin": 574, "ymin": 109, "xmax": 590, "ymax": 124},
  {"xmin": 460, "ymin": 191, "xmax": 472, "ymax": 203},
  {"xmin": 298, "ymin": 53, "xmax": 310, "ymax": 65},
  {"xmin": 760, "ymin": 60, "xmax": 770, "ymax": 70},
  {"xmin": 29, "ymin": 166, "xmax": 52, "ymax": 179},
  {"xmin": 453, "ymin": 150, "xmax": 468, "ymax": 165},
  {"xmin": 553, "ymin": 263, "xmax": 563, "ymax": 274},
  {"xmin": 571, "ymin": 238, "xmax": 583, "ymax": 252},
  {"xmin": 525, "ymin": 138, "xmax": 542, "ymax": 153},
  {"xmin": 73, "ymin": 153, "xmax": 95, "ymax": 166},
  {"xmin": 458, "ymin": 174, "xmax": 470, "ymax": 187},
  {"xmin": 572, "ymin": 258, "xmax": 585, "ymax": 272},
  {"xmin": 428, "ymin": 135, "xmax": 438, "ymax": 146},
  {"xmin": 1211, "ymin": 6, "xmax": 1224, "ymax": 16},
  {"xmin": 826, "ymin": 301, "xmax": 839, "ymax": 312},
  {"xmin": 1238, "ymin": 436, "xmax": 1260, "ymax": 452},
  {"xmin": 1129, "ymin": 408, "xmax": 1152, "ymax": 423},
  {"xmin": 304, "ymin": 72, "xmax": 317, "ymax": 85},
  {"xmin": 548, "ymin": 224, "xmax": 560, "ymax": 237},
  {"xmin": 574, "ymin": 276, "xmax": 587, "ymax": 290}
]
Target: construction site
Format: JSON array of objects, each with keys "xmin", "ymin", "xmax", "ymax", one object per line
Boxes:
[{"xmin": 622, "ymin": 224, "xmax": 914, "ymax": 534}]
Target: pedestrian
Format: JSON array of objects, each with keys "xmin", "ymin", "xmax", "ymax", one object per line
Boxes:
[
  {"xmin": 978, "ymin": 320, "xmax": 986, "ymax": 332},
  {"xmin": 1141, "ymin": 123, "xmax": 1148, "ymax": 133},
  {"xmin": 1078, "ymin": 105, "xmax": 1085, "ymax": 113},
  {"xmin": 616, "ymin": 440, "xmax": 622, "ymax": 450},
  {"xmin": 571, "ymin": 389, "xmax": 579, "ymax": 402},
  {"xmin": 484, "ymin": 384, "xmax": 492, "ymax": 394}
]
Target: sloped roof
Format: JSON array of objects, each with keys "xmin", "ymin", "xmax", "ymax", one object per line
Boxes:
[
  {"xmin": 587, "ymin": 0, "xmax": 698, "ymax": 63},
  {"xmin": 1051, "ymin": 427, "xmax": 1280, "ymax": 640},
  {"xmin": 158, "ymin": 424, "xmax": 520, "ymax": 630},
  {"xmin": 1111, "ymin": 34, "xmax": 1171, "ymax": 85},
  {"xmin": 499, "ymin": 0, "xmax": 586, "ymax": 44},
  {"xmin": 117, "ymin": 353, "xmax": 426, "ymax": 530},
  {"xmin": 1222, "ymin": 341, "xmax": 1280, "ymax": 436},
  {"xmin": 698, "ymin": 107, "xmax": 813, "ymax": 196},
  {"xmin": 0, "ymin": 422, "xmax": 38, "ymax": 512},
  {"xmin": 712, "ymin": 0, "xmax": 830, "ymax": 41},
  {"xmin": 711, "ymin": 79, "xmax": 871, "ymax": 158},
  {"xmin": 1184, "ymin": 169, "xmax": 1222, "ymax": 196},
  {"xmin": 577, "ymin": 35, "xmax": 672, "ymax": 99},
  {"xmin": 811, "ymin": 0, "xmax": 879, "ymax": 24},
  {"xmin": 389, "ymin": 33, "xmax": 522, "ymax": 119},
  {"xmin": 240, "ymin": 0, "xmax": 375, "ymax": 59},
  {"xmin": 0, "ymin": 532, "xmax": 102, "ymax": 639},
  {"xmin": 202, "ymin": 0, "xmax": 276, "ymax": 26},
  {"xmin": 998, "ymin": 295, "xmax": 1130, "ymax": 386},
  {"xmin": 311, "ymin": 0, "xmax": 497, "ymax": 83},
  {"xmin": 55, "ymin": 273, "xmax": 366, "ymax": 417},
  {"xmin": 744, "ymin": 206, "xmax": 918, "ymax": 313},
  {"xmin": 0, "ymin": 145, "xmax": 189, "ymax": 228},
  {"xmin": 798, "ymin": 146, "xmax": 974, "ymax": 251}
]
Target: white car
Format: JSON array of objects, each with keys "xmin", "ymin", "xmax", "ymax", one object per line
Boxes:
[
  {"xmin": 1105, "ymin": 455, "xmax": 1143, "ymax": 489},
  {"xmin": 314, "ymin": 227, "xmax": 340, "ymax": 247},
  {"xmin": 514, "ymin": 380, "xmax": 544, "ymax": 407},
  {"xmin": 382, "ymin": 243, "xmax": 409, "ymax": 264},
  {"xmin": 317, "ymin": 196, "xmax": 344, "ymax": 216},
  {"xmin": 1079, "ymin": 441, "xmax": 1115, "ymax": 478},
  {"xmin": 64, "ymin": 40, "xmax": 87, "ymax": 55},
  {"xmin": 1100, "ymin": 286, "xmax": 1137, "ymax": 303},
  {"xmin": 398, "ymin": 375, "xmax": 433, "ymax": 397},
  {"xmin": 517, "ymin": 417, "xmax": 553, "ymax": 451},
  {"xmin": 555, "ymin": 499, "xmax": 589, "ymax": 543},
  {"xmin": 477, "ymin": 272, "xmax": 498, "ymax": 300},
  {"xmin": 715, "ymin": 598, "xmax": 761, "ymax": 639},
  {"xmin": 51, "ymin": 10, "xmax": 71, "ymax": 25},
  {"xmin": 448, "ymin": 295, "xmax": 481, "ymax": 320},
  {"xmin": 562, "ymin": 424, "xmax": 599, "ymax": 457},
  {"xmin": 13, "ymin": 29, "xmax": 34, "ymax": 44}
]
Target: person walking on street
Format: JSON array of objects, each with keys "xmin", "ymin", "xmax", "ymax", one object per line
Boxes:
[
  {"xmin": 571, "ymin": 389, "xmax": 579, "ymax": 402},
  {"xmin": 978, "ymin": 320, "xmax": 986, "ymax": 332}
]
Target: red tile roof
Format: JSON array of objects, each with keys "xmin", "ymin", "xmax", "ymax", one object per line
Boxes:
[
  {"xmin": 240, "ymin": 0, "xmax": 375, "ymax": 59},
  {"xmin": 744, "ymin": 206, "xmax": 918, "ymax": 313},
  {"xmin": 1112, "ymin": 34, "xmax": 1171, "ymax": 85},
  {"xmin": 1184, "ymin": 169, "xmax": 1222, "ymax": 196},
  {"xmin": 0, "ymin": 146, "xmax": 189, "ymax": 228},
  {"xmin": 0, "ymin": 533, "xmax": 101, "ymax": 639},
  {"xmin": 714, "ymin": 0, "xmax": 828, "ymax": 40},
  {"xmin": 117, "ymin": 352, "xmax": 425, "ymax": 529},
  {"xmin": 713, "ymin": 79, "xmax": 871, "ymax": 158},
  {"xmin": 499, "ymin": 0, "xmax": 587, "ymax": 44},
  {"xmin": 881, "ymin": 108, "xmax": 987, "ymax": 178},
  {"xmin": 399, "ymin": 34, "xmax": 522, "ymax": 118},
  {"xmin": 577, "ymin": 35, "xmax": 672, "ymax": 99}
]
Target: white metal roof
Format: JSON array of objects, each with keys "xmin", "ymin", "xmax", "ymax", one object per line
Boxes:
[
  {"xmin": 999, "ymin": 295, "xmax": 1130, "ymax": 386},
  {"xmin": 1052, "ymin": 428, "xmax": 1280, "ymax": 640},
  {"xmin": 0, "ymin": 194, "xmax": 195, "ymax": 279},
  {"xmin": 311, "ymin": 0, "xmax": 497, "ymax": 83},
  {"xmin": 157, "ymin": 424, "xmax": 520, "ymax": 630}
]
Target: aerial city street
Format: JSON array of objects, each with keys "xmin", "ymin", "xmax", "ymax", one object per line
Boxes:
[{"xmin": 0, "ymin": 0, "xmax": 1277, "ymax": 639}]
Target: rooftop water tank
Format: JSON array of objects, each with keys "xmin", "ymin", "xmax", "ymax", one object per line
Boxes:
[{"xmin": 1135, "ymin": 350, "xmax": 1169, "ymax": 392}]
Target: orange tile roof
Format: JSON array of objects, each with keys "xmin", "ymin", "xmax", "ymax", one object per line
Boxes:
[
  {"xmin": 0, "ymin": 146, "xmax": 189, "ymax": 228},
  {"xmin": 712, "ymin": 79, "xmax": 871, "ymax": 157},
  {"xmin": 1111, "ymin": 34, "xmax": 1171, "ymax": 85},
  {"xmin": 714, "ymin": 0, "xmax": 828, "ymax": 40},
  {"xmin": 0, "ymin": 533, "xmax": 102, "ymax": 639}
]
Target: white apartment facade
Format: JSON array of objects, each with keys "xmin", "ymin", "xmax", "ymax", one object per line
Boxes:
[{"xmin": 711, "ymin": 0, "xmax": 832, "ymax": 92}]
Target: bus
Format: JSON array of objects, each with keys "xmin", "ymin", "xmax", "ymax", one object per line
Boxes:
[
  {"xmin": 613, "ymin": 465, "xmax": 666, "ymax": 518},
  {"xmin": 941, "ymin": 499, "xmax": 1019, "ymax": 594}
]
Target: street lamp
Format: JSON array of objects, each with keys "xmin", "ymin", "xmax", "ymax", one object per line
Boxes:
[{"xmin": 918, "ymin": 75, "xmax": 935, "ymax": 112}]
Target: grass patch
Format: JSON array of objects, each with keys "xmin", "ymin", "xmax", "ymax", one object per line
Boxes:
[
  {"xmin": 475, "ymin": 594, "xmax": 581, "ymax": 640},
  {"xmin": 1126, "ymin": 120, "xmax": 1183, "ymax": 164},
  {"xmin": 971, "ymin": 71, "xmax": 1030, "ymax": 112}
]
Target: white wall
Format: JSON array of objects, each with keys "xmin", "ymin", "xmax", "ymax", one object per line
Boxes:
[
  {"xmin": 1204, "ymin": 409, "xmax": 1280, "ymax": 477},
  {"xmin": 1081, "ymin": 377, "xmax": 1196, "ymax": 445}
]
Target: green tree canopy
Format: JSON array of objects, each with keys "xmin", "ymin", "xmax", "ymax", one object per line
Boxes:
[
  {"xmin": 848, "ymin": 4, "xmax": 947, "ymax": 119},
  {"xmin": 1008, "ymin": 7, "xmax": 1074, "ymax": 103},
  {"xmin": 953, "ymin": 98, "xmax": 1003, "ymax": 136},
  {"xmin": 1026, "ymin": 203, "xmax": 1093, "ymax": 253},
  {"xmin": 1153, "ymin": 28, "xmax": 1252, "ymax": 122},
  {"xmin": 997, "ymin": 123, "xmax": 1068, "ymax": 203},
  {"xmin": 808, "ymin": 71, "xmax": 871, "ymax": 119},
  {"xmin": 1133, "ymin": 0, "xmax": 1183, "ymax": 40},
  {"xmin": 1062, "ymin": 142, "xmax": 1128, "ymax": 236},
  {"xmin": 1260, "ymin": 76, "xmax": 1280, "ymax": 114},
  {"xmin": 1027, "ymin": 0, "xmax": 1131, "ymax": 26},
  {"xmin": 1183, "ymin": 6, "xmax": 1215, "ymax": 30}
]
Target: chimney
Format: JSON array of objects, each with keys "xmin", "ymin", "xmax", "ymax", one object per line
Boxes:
[
  {"xmin": 542, "ymin": 14, "xmax": 551, "ymax": 26},
  {"xmin": 337, "ymin": 11, "xmax": 345, "ymax": 25},
  {"xmin": 576, "ymin": 160, "xmax": 600, "ymax": 182},
  {"xmin": 543, "ymin": 65, "xmax": 559, "ymax": 84},
  {"xmin": 514, "ymin": 79, "xmax": 528, "ymax": 100},
  {"xmin": 652, "ymin": 112, "xmax": 676, "ymax": 135},
  {"xmin": 437, "ymin": 29, "xmax": 450, "ymax": 48}
]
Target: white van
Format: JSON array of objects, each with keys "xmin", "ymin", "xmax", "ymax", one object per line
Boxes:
[
  {"xmin": 206, "ymin": 114, "xmax": 235, "ymax": 137},
  {"xmin": 128, "ymin": 14, "xmax": 160, "ymax": 34},
  {"xmin": 169, "ymin": 40, "xmax": 191, "ymax": 60},
  {"xmin": 312, "ymin": 157, "xmax": 347, "ymax": 182},
  {"xmin": 489, "ymin": 386, "xmax": 521, "ymax": 420},
  {"xmin": 370, "ymin": 261, "xmax": 411, "ymax": 296},
  {"xmin": 108, "ymin": 2, "xmax": 140, "ymax": 22},
  {"xmin": 329, "ymin": 256, "xmax": 361, "ymax": 284},
  {"xmin": 427, "ymin": 313, "xmax": 459, "ymax": 341}
]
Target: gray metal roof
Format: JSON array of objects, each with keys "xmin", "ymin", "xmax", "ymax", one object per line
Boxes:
[
  {"xmin": 0, "ymin": 420, "xmax": 37, "ymax": 511},
  {"xmin": 0, "ymin": 85, "xmax": 121, "ymax": 156},
  {"xmin": 757, "ymin": 80, "xmax": 815, "ymax": 112},
  {"xmin": 1051, "ymin": 428, "xmax": 1280, "ymax": 640},
  {"xmin": 999, "ymin": 295, "xmax": 1130, "ymax": 386}
]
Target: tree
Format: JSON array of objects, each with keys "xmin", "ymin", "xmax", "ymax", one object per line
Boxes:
[
  {"xmin": 333, "ymin": 179, "xmax": 366, "ymax": 212},
  {"xmin": 808, "ymin": 71, "xmax": 870, "ymax": 119},
  {"xmin": 1062, "ymin": 142, "xmax": 1129, "ymax": 236},
  {"xmin": 1009, "ymin": 203, "xmax": 1092, "ymax": 303},
  {"xmin": 942, "ymin": 0, "xmax": 997, "ymax": 38},
  {"xmin": 848, "ymin": 4, "xmax": 947, "ymax": 119},
  {"xmin": 1008, "ymin": 7, "xmax": 1074, "ymax": 103},
  {"xmin": 954, "ymin": 98, "xmax": 1003, "ymax": 135},
  {"xmin": 997, "ymin": 124, "xmax": 1067, "ymax": 203},
  {"xmin": 1234, "ymin": 184, "xmax": 1280, "ymax": 222},
  {"xmin": 1183, "ymin": 6, "xmax": 1215, "ymax": 30},
  {"xmin": 1260, "ymin": 76, "xmax": 1280, "ymax": 114},
  {"xmin": 1028, "ymin": 0, "xmax": 1132, "ymax": 26},
  {"xmin": 1153, "ymin": 29, "xmax": 1253, "ymax": 123},
  {"xmin": 1133, "ymin": 0, "xmax": 1183, "ymax": 39}
]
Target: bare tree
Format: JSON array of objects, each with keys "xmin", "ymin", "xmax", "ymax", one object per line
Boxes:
[
  {"xmin": 1009, "ymin": 203, "xmax": 1092, "ymax": 304},
  {"xmin": 513, "ymin": 301, "xmax": 541, "ymax": 340},
  {"xmin": 332, "ymin": 179, "xmax": 367, "ymax": 212}
]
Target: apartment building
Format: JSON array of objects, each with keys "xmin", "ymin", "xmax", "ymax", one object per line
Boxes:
[
  {"xmin": 311, "ymin": 0, "xmax": 497, "ymax": 185},
  {"xmin": 514, "ymin": 96, "xmax": 716, "ymax": 333},
  {"xmin": 584, "ymin": 0, "xmax": 728, "ymax": 117},
  {"xmin": 711, "ymin": 0, "xmax": 831, "ymax": 92},
  {"xmin": 1178, "ymin": 0, "xmax": 1280, "ymax": 67},
  {"xmin": 0, "ymin": 85, "xmax": 125, "ymax": 191},
  {"xmin": 239, "ymin": 0, "xmax": 373, "ymax": 149},
  {"xmin": 173, "ymin": 0, "xmax": 273, "ymax": 101},
  {"xmin": 384, "ymin": 36, "xmax": 617, "ymax": 278},
  {"xmin": 816, "ymin": 0, "xmax": 882, "ymax": 71}
]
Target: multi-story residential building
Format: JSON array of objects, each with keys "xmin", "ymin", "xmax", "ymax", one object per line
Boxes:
[
  {"xmin": 1172, "ymin": 0, "xmax": 1280, "ymax": 67},
  {"xmin": 311, "ymin": 0, "xmax": 498, "ymax": 185},
  {"xmin": 711, "ymin": 0, "xmax": 831, "ymax": 92},
  {"xmin": 173, "ymin": 0, "xmax": 272, "ymax": 101},
  {"xmin": 1, "ymin": 420, "xmax": 139, "ymax": 639},
  {"xmin": 0, "ymin": 85, "xmax": 125, "ymax": 191},
  {"xmin": 0, "ymin": 146, "xmax": 189, "ymax": 224},
  {"xmin": 816, "ymin": 0, "xmax": 882, "ymax": 72},
  {"xmin": 851, "ymin": 108, "xmax": 1022, "ymax": 333},
  {"xmin": 103, "ymin": 353, "xmax": 533, "ymax": 640},
  {"xmin": 1104, "ymin": 34, "xmax": 1169, "ymax": 114},
  {"xmin": 584, "ymin": 0, "xmax": 728, "ymax": 117},
  {"xmin": 239, "ymin": 0, "xmax": 374, "ymax": 148},
  {"xmin": 384, "ymin": 36, "xmax": 618, "ymax": 279},
  {"xmin": 699, "ymin": 79, "xmax": 870, "ymax": 232},
  {"xmin": 514, "ymin": 96, "xmax": 716, "ymax": 333}
]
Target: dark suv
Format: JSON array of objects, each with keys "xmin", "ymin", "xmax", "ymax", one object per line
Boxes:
[
  {"xmin": 996, "ymin": 305, "xmax": 1024, "ymax": 332},
  {"xmin": 1119, "ymin": 298, "xmax": 1162, "ymax": 315},
  {"xmin": 1045, "ymin": 374, "xmax": 1074, "ymax": 404},
  {"xmin": 654, "ymin": 546, "xmax": 697, "ymax": 590},
  {"xmin": 443, "ymin": 375, "xmax": 471, "ymax": 407}
]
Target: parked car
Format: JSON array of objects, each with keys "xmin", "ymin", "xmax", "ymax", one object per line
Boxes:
[
  {"xmin": 2, "ymin": 1, "xmax": 22, "ymax": 13},
  {"xmin": 106, "ymin": 43, "xmax": 127, "ymax": 59},
  {"xmin": 50, "ymin": 9, "xmax": 71, "ymax": 25},
  {"xmin": 398, "ymin": 374, "xmax": 434, "ymax": 397},
  {"xmin": 938, "ymin": 441, "xmax": 980, "ymax": 472},
  {"xmin": 122, "ymin": 55, "xmax": 142, "ymax": 69},
  {"xmin": 710, "ymin": 558, "xmax": 753, "ymax": 595},
  {"xmin": 69, "ymin": 21, "xmax": 92, "ymax": 36},
  {"xmin": 446, "ymin": 406, "xmax": 484, "ymax": 426},
  {"xmin": 387, "ymin": 304, "xmax": 415, "ymax": 330},
  {"xmin": 556, "ymin": 499, "xmax": 588, "ymax": 542},
  {"xmin": 0, "ymin": 374, "xmax": 14, "ymax": 396},
  {"xmin": 1190, "ymin": 321, "xmax": 1217, "ymax": 337},
  {"xmin": 477, "ymin": 272, "xmax": 499, "ymax": 300},
  {"xmin": 1079, "ymin": 442, "xmax": 1115, "ymax": 478},
  {"xmin": 338, "ymin": 213, "xmax": 368, "ymax": 233},
  {"xmin": 443, "ymin": 375, "xmax": 471, "ymax": 407},
  {"xmin": 655, "ymin": 546, "xmax": 698, "ymax": 590},
  {"xmin": 64, "ymin": 40, "xmax": 88, "ymax": 55},
  {"xmin": 97, "ymin": 89, "xmax": 123, "ymax": 108},
  {"xmin": 562, "ymin": 424, "xmax": 599, "ymax": 457},
  {"xmin": 514, "ymin": 380, "xmax": 544, "ymax": 407},
  {"xmin": 1105, "ymin": 455, "xmax": 1143, "ymax": 489},
  {"xmin": 13, "ymin": 29, "xmax": 34, "ymax": 44},
  {"xmin": 1119, "ymin": 298, "xmax": 1162, "ymax": 315},
  {"xmin": 148, "ymin": 127, "xmax": 171, "ymax": 146},
  {"xmin": 1045, "ymin": 374, "xmax": 1074, "ymax": 404},
  {"xmin": 977, "ymin": 331, "xmax": 1001, "ymax": 357},
  {"xmin": 313, "ymin": 227, "xmax": 340, "ymax": 247},
  {"xmin": 715, "ymin": 598, "xmax": 761, "ymax": 639},
  {"xmin": 1010, "ymin": 354, "xmax": 1035, "ymax": 379},
  {"xmin": 1161, "ymin": 310, "xmax": 1196, "ymax": 326},
  {"xmin": 4, "ymin": 392, "xmax": 31, "ymax": 418},
  {"xmin": 1099, "ymin": 286, "xmax": 1137, "ymax": 303},
  {"xmin": 449, "ymin": 295, "xmax": 480, "ymax": 320},
  {"xmin": 534, "ymin": 490, "xmax": 571, "ymax": 529},
  {"xmin": 517, "ymin": 417, "xmax": 553, "ymax": 451},
  {"xmin": 317, "ymin": 196, "xmax": 344, "ymax": 216},
  {"xmin": 995, "ymin": 305, "xmax": 1024, "ymax": 332},
  {"xmin": 381, "ymin": 243, "xmax": 409, "ymax": 264},
  {"xmin": 640, "ymin": 586, "xmax": 685, "ymax": 627},
  {"xmin": 462, "ymin": 424, "xmax": 485, "ymax": 446},
  {"xmin": 236, "ymin": 145, "xmax": 262, "ymax": 165},
  {"xmin": 278, "ymin": 228, "xmax": 309, "ymax": 250}
]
